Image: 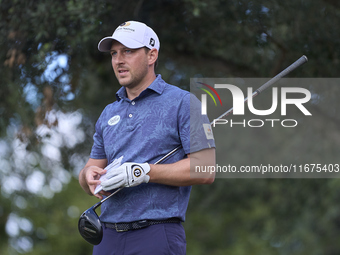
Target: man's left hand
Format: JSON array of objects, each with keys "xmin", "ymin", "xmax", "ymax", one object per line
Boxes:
[{"xmin": 101, "ymin": 162, "xmax": 150, "ymax": 190}]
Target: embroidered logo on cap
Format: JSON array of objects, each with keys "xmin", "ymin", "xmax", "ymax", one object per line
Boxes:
[
  {"xmin": 108, "ymin": 115, "xmax": 120, "ymax": 126},
  {"xmin": 149, "ymin": 38, "xmax": 155, "ymax": 47},
  {"xmin": 119, "ymin": 22, "xmax": 131, "ymax": 27}
]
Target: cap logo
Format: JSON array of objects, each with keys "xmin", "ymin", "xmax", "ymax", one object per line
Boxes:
[
  {"xmin": 119, "ymin": 22, "xmax": 131, "ymax": 27},
  {"xmin": 149, "ymin": 38, "xmax": 155, "ymax": 47}
]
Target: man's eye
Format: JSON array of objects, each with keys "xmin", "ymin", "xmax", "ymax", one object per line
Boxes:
[
  {"xmin": 125, "ymin": 50, "xmax": 132, "ymax": 54},
  {"xmin": 111, "ymin": 52, "xmax": 117, "ymax": 56}
]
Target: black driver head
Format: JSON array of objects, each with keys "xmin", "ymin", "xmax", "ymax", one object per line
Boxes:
[{"xmin": 78, "ymin": 205, "xmax": 103, "ymax": 245}]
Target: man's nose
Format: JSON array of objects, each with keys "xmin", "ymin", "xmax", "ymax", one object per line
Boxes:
[{"xmin": 113, "ymin": 52, "xmax": 124, "ymax": 64}]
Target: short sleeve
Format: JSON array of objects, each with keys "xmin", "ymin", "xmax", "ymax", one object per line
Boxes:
[
  {"xmin": 90, "ymin": 114, "xmax": 107, "ymax": 159},
  {"xmin": 178, "ymin": 93, "xmax": 215, "ymax": 154}
]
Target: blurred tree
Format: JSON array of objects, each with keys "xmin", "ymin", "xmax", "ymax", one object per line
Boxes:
[{"xmin": 0, "ymin": 0, "xmax": 340, "ymax": 254}]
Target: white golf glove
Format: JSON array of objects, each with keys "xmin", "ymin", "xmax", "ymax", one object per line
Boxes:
[{"xmin": 101, "ymin": 162, "xmax": 150, "ymax": 190}]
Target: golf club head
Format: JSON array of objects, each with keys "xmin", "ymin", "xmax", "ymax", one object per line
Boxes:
[{"xmin": 78, "ymin": 205, "xmax": 103, "ymax": 245}]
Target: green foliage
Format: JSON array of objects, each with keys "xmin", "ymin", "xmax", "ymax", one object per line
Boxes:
[{"xmin": 1, "ymin": 0, "xmax": 340, "ymax": 254}]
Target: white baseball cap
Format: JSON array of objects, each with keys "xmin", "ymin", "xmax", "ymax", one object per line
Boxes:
[{"xmin": 98, "ymin": 21, "xmax": 160, "ymax": 52}]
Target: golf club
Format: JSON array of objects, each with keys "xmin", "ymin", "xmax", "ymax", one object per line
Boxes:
[
  {"xmin": 78, "ymin": 153, "xmax": 172, "ymax": 245},
  {"xmin": 78, "ymin": 55, "xmax": 308, "ymax": 245}
]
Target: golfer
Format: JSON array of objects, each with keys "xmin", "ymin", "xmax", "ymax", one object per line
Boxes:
[{"xmin": 79, "ymin": 20, "xmax": 216, "ymax": 255}]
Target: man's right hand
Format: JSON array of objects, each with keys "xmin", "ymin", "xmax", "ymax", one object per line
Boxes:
[
  {"xmin": 84, "ymin": 166, "xmax": 108, "ymax": 198},
  {"xmin": 79, "ymin": 158, "xmax": 110, "ymax": 199}
]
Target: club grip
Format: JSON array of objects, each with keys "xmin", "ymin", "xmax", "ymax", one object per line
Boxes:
[{"xmin": 256, "ymin": 55, "xmax": 308, "ymax": 94}]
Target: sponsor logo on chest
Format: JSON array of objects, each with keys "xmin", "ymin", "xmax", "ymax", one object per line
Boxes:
[{"xmin": 108, "ymin": 115, "xmax": 120, "ymax": 126}]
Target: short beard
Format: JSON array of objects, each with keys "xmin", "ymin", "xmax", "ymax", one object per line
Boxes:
[{"xmin": 117, "ymin": 58, "xmax": 149, "ymax": 89}]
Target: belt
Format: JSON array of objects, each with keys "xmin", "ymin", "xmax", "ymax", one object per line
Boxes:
[{"xmin": 104, "ymin": 218, "xmax": 181, "ymax": 232}]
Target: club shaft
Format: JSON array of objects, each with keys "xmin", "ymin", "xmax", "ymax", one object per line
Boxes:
[
  {"xmin": 97, "ymin": 55, "xmax": 308, "ymax": 205},
  {"xmin": 215, "ymin": 55, "xmax": 308, "ymax": 120},
  {"xmin": 97, "ymin": 187, "xmax": 123, "ymax": 206},
  {"xmin": 155, "ymin": 56, "xmax": 308, "ymax": 161},
  {"xmin": 256, "ymin": 55, "xmax": 308, "ymax": 94}
]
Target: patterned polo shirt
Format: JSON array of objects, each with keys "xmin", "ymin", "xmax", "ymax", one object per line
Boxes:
[{"xmin": 90, "ymin": 75, "xmax": 215, "ymax": 223}]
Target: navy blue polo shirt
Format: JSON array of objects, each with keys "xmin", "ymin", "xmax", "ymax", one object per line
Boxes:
[{"xmin": 90, "ymin": 75, "xmax": 215, "ymax": 223}]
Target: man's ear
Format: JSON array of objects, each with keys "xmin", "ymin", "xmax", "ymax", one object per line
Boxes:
[{"xmin": 148, "ymin": 48, "xmax": 158, "ymax": 66}]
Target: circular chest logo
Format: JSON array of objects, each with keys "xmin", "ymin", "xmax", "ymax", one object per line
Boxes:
[{"xmin": 108, "ymin": 115, "xmax": 120, "ymax": 126}]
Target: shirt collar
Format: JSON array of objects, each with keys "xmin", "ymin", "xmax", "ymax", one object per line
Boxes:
[{"xmin": 115, "ymin": 74, "xmax": 166, "ymax": 101}]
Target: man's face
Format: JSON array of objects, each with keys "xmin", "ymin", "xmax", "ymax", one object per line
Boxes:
[{"xmin": 110, "ymin": 41, "xmax": 149, "ymax": 89}]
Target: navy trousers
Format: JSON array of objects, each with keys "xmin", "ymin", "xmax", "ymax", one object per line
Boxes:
[{"xmin": 92, "ymin": 222, "xmax": 186, "ymax": 255}]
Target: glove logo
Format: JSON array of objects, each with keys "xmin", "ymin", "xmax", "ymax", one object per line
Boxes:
[{"xmin": 133, "ymin": 166, "xmax": 142, "ymax": 178}]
